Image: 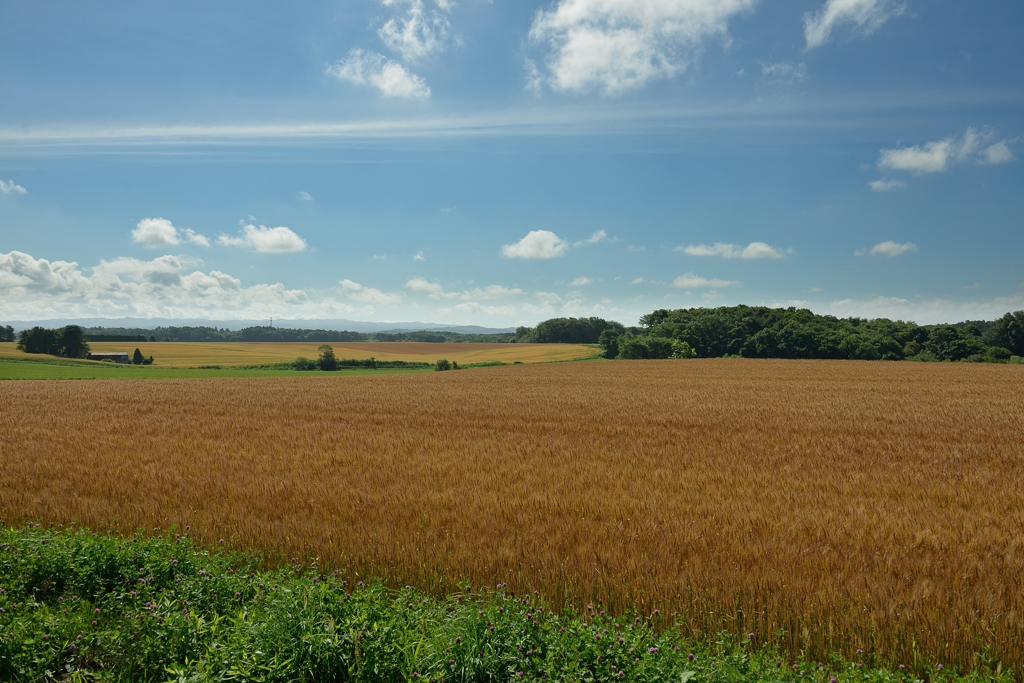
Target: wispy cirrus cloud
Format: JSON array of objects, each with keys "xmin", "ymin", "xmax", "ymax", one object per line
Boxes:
[
  {"xmin": 804, "ymin": 0, "xmax": 906, "ymax": 50},
  {"xmin": 867, "ymin": 178, "xmax": 906, "ymax": 192},
  {"xmin": 528, "ymin": 0, "xmax": 757, "ymax": 95},
  {"xmin": 673, "ymin": 273, "xmax": 740, "ymax": 288},
  {"xmin": 326, "ymin": 49, "xmax": 430, "ymax": 99},
  {"xmin": 855, "ymin": 240, "xmax": 916, "ymax": 257},
  {"xmin": 677, "ymin": 241, "xmax": 788, "ymax": 259},
  {"xmin": 378, "ymin": 0, "xmax": 452, "ymax": 63},
  {"xmin": 405, "ymin": 277, "xmax": 523, "ymax": 300}
]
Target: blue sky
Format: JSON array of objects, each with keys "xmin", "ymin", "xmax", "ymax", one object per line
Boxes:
[{"xmin": 1, "ymin": 0, "xmax": 1022, "ymax": 327}]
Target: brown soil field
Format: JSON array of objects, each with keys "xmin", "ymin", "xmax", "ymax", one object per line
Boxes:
[
  {"xmin": 0, "ymin": 340, "xmax": 599, "ymax": 367},
  {"xmin": 2, "ymin": 360, "xmax": 1022, "ymax": 670}
]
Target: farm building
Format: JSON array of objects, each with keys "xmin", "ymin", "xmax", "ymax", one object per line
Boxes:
[{"xmin": 87, "ymin": 352, "xmax": 130, "ymax": 364}]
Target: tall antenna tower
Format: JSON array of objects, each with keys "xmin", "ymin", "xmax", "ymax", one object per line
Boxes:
[{"xmin": 269, "ymin": 315, "xmax": 273, "ymax": 328}]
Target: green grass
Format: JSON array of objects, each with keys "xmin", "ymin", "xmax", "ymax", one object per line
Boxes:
[
  {"xmin": 0, "ymin": 358, "xmax": 429, "ymax": 380},
  {"xmin": 0, "ymin": 525, "xmax": 1012, "ymax": 683}
]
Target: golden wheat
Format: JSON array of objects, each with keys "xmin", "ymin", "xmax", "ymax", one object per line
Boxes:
[
  {"xmin": 0, "ymin": 340, "xmax": 598, "ymax": 367},
  {"xmin": 1, "ymin": 359, "xmax": 1022, "ymax": 670}
]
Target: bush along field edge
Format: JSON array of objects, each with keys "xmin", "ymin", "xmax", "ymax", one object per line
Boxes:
[{"xmin": 0, "ymin": 524, "xmax": 1015, "ymax": 683}]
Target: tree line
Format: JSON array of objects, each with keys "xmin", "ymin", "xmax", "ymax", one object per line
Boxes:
[{"xmin": 512, "ymin": 308, "xmax": 1024, "ymax": 363}]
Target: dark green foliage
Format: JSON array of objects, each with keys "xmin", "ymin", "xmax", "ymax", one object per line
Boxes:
[
  {"xmin": 617, "ymin": 306, "xmax": 1024, "ymax": 363},
  {"xmin": 17, "ymin": 325, "xmax": 90, "ymax": 358},
  {"xmin": 0, "ymin": 526, "xmax": 1009, "ymax": 682},
  {"xmin": 515, "ymin": 317, "xmax": 626, "ymax": 344},
  {"xmin": 85, "ymin": 334, "xmax": 148, "ymax": 342},
  {"xmin": 0, "ymin": 324, "xmax": 15, "ymax": 342},
  {"xmin": 292, "ymin": 356, "xmax": 318, "ymax": 371},
  {"xmin": 436, "ymin": 359, "xmax": 452, "ymax": 371},
  {"xmin": 316, "ymin": 344, "xmax": 337, "ymax": 371},
  {"xmin": 132, "ymin": 348, "xmax": 145, "ymax": 365}
]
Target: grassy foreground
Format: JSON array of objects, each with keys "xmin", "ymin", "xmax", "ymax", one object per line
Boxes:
[{"xmin": 0, "ymin": 526, "xmax": 1011, "ymax": 683}]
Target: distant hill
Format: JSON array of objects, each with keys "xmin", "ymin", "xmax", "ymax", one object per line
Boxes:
[{"xmin": 3, "ymin": 317, "xmax": 516, "ymax": 335}]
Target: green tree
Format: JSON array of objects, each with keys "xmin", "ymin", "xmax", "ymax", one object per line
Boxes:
[
  {"xmin": 54, "ymin": 326, "xmax": 91, "ymax": 358},
  {"xmin": 0, "ymin": 324, "xmax": 14, "ymax": 342},
  {"xmin": 317, "ymin": 344, "xmax": 337, "ymax": 371},
  {"xmin": 133, "ymin": 348, "xmax": 145, "ymax": 365},
  {"xmin": 985, "ymin": 311, "xmax": 1024, "ymax": 356},
  {"xmin": 435, "ymin": 359, "xmax": 452, "ymax": 371},
  {"xmin": 17, "ymin": 327, "xmax": 57, "ymax": 354}
]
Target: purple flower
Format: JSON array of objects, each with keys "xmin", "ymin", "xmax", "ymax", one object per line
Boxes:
[
  {"xmin": 688, "ymin": 653, "xmax": 696, "ymax": 661},
  {"xmin": 937, "ymin": 664, "xmax": 944, "ymax": 671}
]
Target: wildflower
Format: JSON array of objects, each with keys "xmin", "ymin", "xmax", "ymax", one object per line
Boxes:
[
  {"xmin": 938, "ymin": 665, "xmax": 944, "ymax": 671},
  {"xmin": 689, "ymin": 653, "xmax": 696, "ymax": 661}
]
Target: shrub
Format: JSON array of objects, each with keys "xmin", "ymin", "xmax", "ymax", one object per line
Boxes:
[
  {"xmin": 292, "ymin": 357, "xmax": 318, "ymax": 371},
  {"xmin": 317, "ymin": 344, "xmax": 337, "ymax": 371},
  {"xmin": 435, "ymin": 359, "xmax": 452, "ymax": 371}
]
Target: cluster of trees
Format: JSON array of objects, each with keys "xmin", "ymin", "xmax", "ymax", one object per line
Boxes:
[
  {"xmin": 512, "ymin": 317, "xmax": 625, "ymax": 344},
  {"xmin": 16, "ymin": 325, "xmax": 92, "ymax": 358},
  {"xmin": 292, "ymin": 346, "xmax": 431, "ymax": 371},
  {"xmin": 83, "ymin": 325, "xmax": 515, "ymax": 343},
  {"xmin": 0, "ymin": 325, "xmax": 15, "ymax": 343},
  {"xmin": 131, "ymin": 348, "xmax": 155, "ymax": 365},
  {"xmin": 592, "ymin": 306, "xmax": 1024, "ymax": 362}
]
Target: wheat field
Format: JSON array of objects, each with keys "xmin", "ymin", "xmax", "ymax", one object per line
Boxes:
[
  {"xmin": 2, "ymin": 360, "xmax": 1022, "ymax": 670},
  {"xmin": 0, "ymin": 340, "xmax": 598, "ymax": 367}
]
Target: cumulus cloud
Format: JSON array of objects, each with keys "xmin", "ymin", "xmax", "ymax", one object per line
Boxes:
[
  {"xmin": 570, "ymin": 277, "xmax": 592, "ymax": 286},
  {"xmin": 500, "ymin": 230, "xmax": 569, "ymax": 259},
  {"xmin": 672, "ymin": 273, "xmax": 740, "ymax": 288},
  {"xmin": 528, "ymin": 0, "xmax": 757, "ymax": 95},
  {"xmin": 0, "ymin": 250, "xmax": 325, "ymax": 320},
  {"xmin": 878, "ymin": 127, "xmax": 1014, "ymax": 174},
  {"xmin": 378, "ymin": 0, "xmax": 452, "ymax": 63},
  {"xmin": 628, "ymin": 277, "xmax": 645, "ymax": 285},
  {"xmin": 298, "ymin": 191, "xmax": 314, "ymax": 201},
  {"xmin": 855, "ymin": 240, "xmax": 917, "ymax": 257},
  {"xmin": 574, "ymin": 230, "xmax": 608, "ymax": 246},
  {"xmin": 326, "ymin": 49, "xmax": 430, "ymax": 99},
  {"xmin": 677, "ymin": 241, "xmax": 788, "ymax": 259},
  {"xmin": 0, "ymin": 179, "xmax": 27, "ymax": 195},
  {"xmin": 404, "ymin": 277, "xmax": 523, "ymax": 300},
  {"xmin": 868, "ymin": 179, "xmax": 906, "ymax": 192},
  {"xmin": 218, "ymin": 223, "xmax": 307, "ymax": 253},
  {"xmin": 340, "ymin": 279, "xmax": 403, "ymax": 305},
  {"xmin": 131, "ymin": 218, "xmax": 211, "ymax": 249},
  {"xmin": 804, "ymin": 0, "xmax": 905, "ymax": 50},
  {"xmin": 413, "ymin": 251, "xmax": 426, "ymax": 261}
]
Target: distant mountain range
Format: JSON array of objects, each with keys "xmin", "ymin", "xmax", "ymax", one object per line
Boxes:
[{"xmin": 2, "ymin": 317, "xmax": 516, "ymax": 335}]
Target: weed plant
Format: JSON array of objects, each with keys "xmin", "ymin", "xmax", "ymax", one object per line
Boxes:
[{"xmin": 2, "ymin": 525, "xmax": 1011, "ymax": 683}]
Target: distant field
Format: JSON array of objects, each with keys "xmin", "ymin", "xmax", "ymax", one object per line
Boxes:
[
  {"xmin": 0, "ymin": 358, "xmax": 412, "ymax": 380},
  {"xmin": 2, "ymin": 359, "xmax": 1022, "ymax": 670},
  {"xmin": 0, "ymin": 340, "xmax": 598, "ymax": 369}
]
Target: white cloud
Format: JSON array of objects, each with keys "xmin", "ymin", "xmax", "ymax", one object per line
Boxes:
[
  {"xmin": 0, "ymin": 179, "xmax": 27, "ymax": 195},
  {"xmin": 828, "ymin": 293, "xmax": 1024, "ymax": 325},
  {"xmin": 378, "ymin": 0, "xmax": 452, "ymax": 63},
  {"xmin": 804, "ymin": 0, "xmax": 905, "ymax": 50},
  {"xmin": 760, "ymin": 61, "xmax": 807, "ymax": 82},
  {"xmin": 528, "ymin": 0, "xmax": 757, "ymax": 95},
  {"xmin": 218, "ymin": 223, "xmax": 307, "ymax": 253},
  {"xmin": 413, "ymin": 251, "xmax": 426, "ymax": 261},
  {"xmin": 574, "ymin": 229, "xmax": 608, "ymax": 246},
  {"xmin": 868, "ymin": 178, "xmax": 906, "ymax": 192},
  {"xmin": 672, "ymin": 273, "xmax": 740, "ymax": 288},
  {"xmin": 855, "ymin": 240, "xmax": 917, "ymax": 257},
  {"xmin": 340, "ymin": 279, "xmax": 403, "ymax": 305},
  {"xmin": 298, "ymin": 191, "xmax": 314, "ymax": 201},
  {"xmin": 878, "ymin": 127, "xmax": 1014, "ymax": 174},
  {"xmin": 0, "ymin": 250, "xmax": 325, "ymax": 320},
  {"xmin": 404, "ymin": 277, "xmax": 523, "ymax": 300},
  {"xmin": 570, "ymin": 277, "xmax": 592, "ymax": 286},
  {"xmin": 628, "ymin": 277, "xmax": 645, "ymax": 285},
  {"xmin": 500, "ymin": 230, "xmax": 569, "ymax": 259},
  {"xmin": 677, "ymin": 241, "xmax": 788, "ymax": 259},
  {"xmin": 131, "ymin": 218, "xmax": 181, "ymax": 248},
  {"xmin": 131, "ymin": 218, "xmax": 210, "ymax": 249},
  {"xmin": 325, "ymin": 49, "xmax": 430, "ymax": 100}
]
